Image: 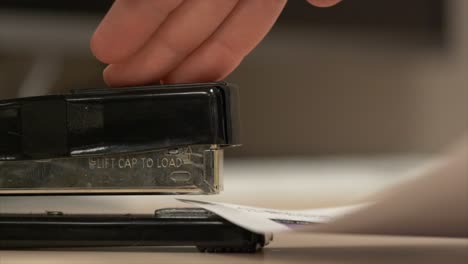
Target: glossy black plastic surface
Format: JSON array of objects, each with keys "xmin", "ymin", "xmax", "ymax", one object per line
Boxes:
[
  {"xmin": 0, "ymin": 82, "xmax": 239, "ymax": 161},
  {"xmin": 0, "ymin": 209, "xmax": 267, "ymax": 252}
]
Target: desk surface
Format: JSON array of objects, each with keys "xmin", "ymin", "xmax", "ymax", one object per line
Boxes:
[{"xmin": 1, "ymin": 233, "xmax": 467, "ymax": 264}]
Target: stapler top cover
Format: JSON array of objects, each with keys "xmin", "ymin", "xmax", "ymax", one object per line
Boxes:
[{"xmin": 0, "ymin": 82, "xmax": 239, "ymax": 161}]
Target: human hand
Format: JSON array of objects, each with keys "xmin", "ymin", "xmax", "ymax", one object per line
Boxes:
[{"xmin": 91, "ymin": 0, "xmax": 341, "ymax": 86}]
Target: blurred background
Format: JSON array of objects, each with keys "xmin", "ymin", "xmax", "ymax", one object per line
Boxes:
[
  {"xmin": 0, "ymin": 0, "xmax": 466, "ymax": 158},
  {"xmin": 0, "ymin": 0, "xmax": 467, "ymax": 215}
]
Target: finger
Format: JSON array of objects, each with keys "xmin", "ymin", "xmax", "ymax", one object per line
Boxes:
[
  {"xmin": 306, "ymin": 0, "xmax": 342, "ymax": 8},
  {"xmin": 91, "ymin": 0, "xmax": 183, "ymax": 64},
  {"xmin": 104, "ymin": 0, "xmax": 239, "ymax": 87},
  {"xmin": 163, "ymin": 0, "xmax": 287, "ymax": 84}
]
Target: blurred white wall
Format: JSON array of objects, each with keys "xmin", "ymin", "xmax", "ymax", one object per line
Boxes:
[
  {"xmin": 0, "ymin": 0, "xmax": 466, "ymax": 157},
  {"xmin": 227, "ymin": 0, "xmax": 467, "ymax": 156}
]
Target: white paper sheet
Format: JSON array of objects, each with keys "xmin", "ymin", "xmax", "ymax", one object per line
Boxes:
[
  {"xmin": 181, "ymin": 136, "xmax": 468, "ymax": 237},
  {"xmin": 178, "ymin": 199, "xmax": 367, "ymax": 233}
]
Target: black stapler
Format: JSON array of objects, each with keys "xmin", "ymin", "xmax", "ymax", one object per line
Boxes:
[
  {"xmin": 0, "ymin": 82, "xmax": 239, "ymax": 195},
  {"xmin": 0, "ymin": 82, "xmax": 272, "ymax": 252}
]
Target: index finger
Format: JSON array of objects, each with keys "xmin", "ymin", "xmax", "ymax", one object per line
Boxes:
[{"xmin": 91, "ymin": 0, "xmax": 183, "ymax": 64}]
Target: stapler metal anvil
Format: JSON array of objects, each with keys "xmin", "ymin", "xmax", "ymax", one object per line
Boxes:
[
  {"xmin": 0, "ymin": 208, "xmax": 272, "ymax": 252},
  {"xmin": 0, "ymin": 82, "xmax": 239, "ymax": 195}
]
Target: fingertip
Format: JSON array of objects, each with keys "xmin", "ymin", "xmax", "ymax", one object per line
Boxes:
[
  {"xmin": 103, "ymin": 65, "xmax": 164, "ymax": 87},
  {"xmin": 164, "ymin": 54, "xmax": 241, "ymax": 84},
  {"xmin": 102, "ymin": 65, "xmax": 114, "ymax": 86},
  {"xmin": 306, "ymin": 0, "xmax": 342, "ymax": 8},
  {"xmin": 90, "ymin": 32, "xmax": 106, "ymax": 63},
  {"xmin": 90, "ymin": 31, "xmax": 127, "ymax": 64},
  {"xmin": 103, "ymin": 65, "xmax": 122, "ymax": 87},
  {"xmin": 162, "ymin": 74, "xmax": 226, "ymax": 85}
]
